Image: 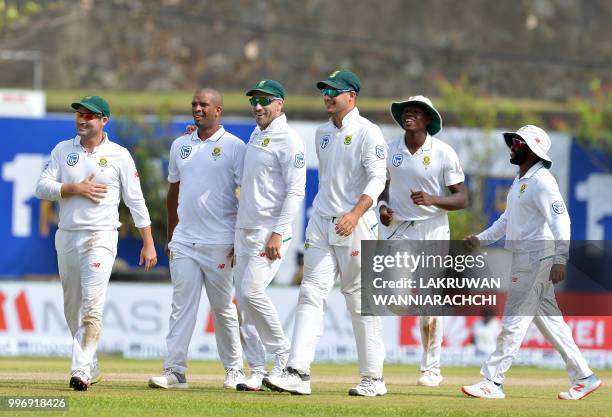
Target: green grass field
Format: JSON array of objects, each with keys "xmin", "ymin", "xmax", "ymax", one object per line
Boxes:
[{"xmin": 0, "ymin": 356, "xmax": 609, "ymax": 417}]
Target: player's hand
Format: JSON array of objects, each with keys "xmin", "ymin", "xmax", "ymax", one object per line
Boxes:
[
  {"xmin": 464, "ymin": 235, "xmax": 481, "ymax": 250},
  {"xmin": 185, "ymin": 124, "xmax": 197, "ymax": 134},
  {"xmin": 139, "ymin": 244, "xmax": 157, "ymax": 272},
  {"xmin": 410, "ymin": 189, "xmax": 436, "ymax": 206},
  {"xmin": 335, "ymin": 211, "xmax": 359, "ymax": 237},
  {"xmin": 228, "ymin": 246, "xmax": 236, "ymax": 267},
  {"xmin": 265, "ymin": 233, "xmax": 282, "ymax": 261},
  {"xmin": 164, "ymin": 241, "xmax": 171, "ymax": 257},
  {"xmin": 77, "ymin": 173, "xmax": 107, "ymax": 203},
  {"xmin": 549, "ymin": 263, "xmax": 566, "ymax": 283},
  {"xmin": 379, "ymin": 205, "xmax": 394, "ymax": 227}
]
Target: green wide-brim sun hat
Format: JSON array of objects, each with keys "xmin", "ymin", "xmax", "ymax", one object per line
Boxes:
[{"xmin": 390, "ymin": 95, "xmax": 442, "ymax": 136}]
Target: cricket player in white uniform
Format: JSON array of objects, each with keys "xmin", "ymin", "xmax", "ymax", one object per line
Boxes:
[
  {"xmin": 378, "ymin": 96, "xmax": 468, "ymax": 387},
  {"xmin": 461, "ymin": 125, "xmax": 602, "ymax": 400},
  {"xmin": 233, "ymin": 80, "xmax": 306, "ymax": 391},
  {"xmin": 148, "ymin": 89, "xmax": 247, "ymax": 390},
  {"xmin": 36, "ymin": 95, "xmax": 157, "ymax": 391},
  {"xmin": 265, "ymin": 70, "xmax": 388, "ymax": 397}
]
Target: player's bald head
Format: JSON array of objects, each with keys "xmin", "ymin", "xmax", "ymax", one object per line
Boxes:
[{"xmin": 193, "ymin": 88, "xmax": 223, "ymax": 108}]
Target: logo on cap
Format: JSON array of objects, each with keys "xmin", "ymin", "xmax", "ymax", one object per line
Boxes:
[
  {"xmin": 258, "ymin": 80, "xmax": 265, "ymax": 87},
  {"xmin": 330, "ymin": 71, "xmax": 340, "ymax": 78},
  {"xmin": 66, "ymin": 153, "xmax": 79, "ymax": 166}
]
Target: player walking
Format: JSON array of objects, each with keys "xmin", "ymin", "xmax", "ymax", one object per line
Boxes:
[
  {"xmin": 233, "ymin": 80, "xmax": 306, "ymax": 391},
  {"xmin": 36, "ymin": 95, "xmax": 157, "ymax": 391},
  {"xmin": 148, "ymin": 89, "xmax": 247, "ymax": 390},
  {"xmin": 379, "ymin": 96, "xmax": 468, "ymax": 387},
  {"xmin": 264, "ymin": 70, "xmax": 388, "ymax": 396},
  {"xmin": 461, "ymin": 125, "xmax": 602, "ymax": 400}
]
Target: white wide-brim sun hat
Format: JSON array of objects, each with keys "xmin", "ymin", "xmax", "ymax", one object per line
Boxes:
[{"xmin": 502, "ymin": 124, "xmax": 553, "ymax": 169}]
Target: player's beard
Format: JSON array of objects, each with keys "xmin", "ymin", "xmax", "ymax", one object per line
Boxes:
[{"xmin": 510, "ymin": 146, "xmax": 530, "ymax": 165}]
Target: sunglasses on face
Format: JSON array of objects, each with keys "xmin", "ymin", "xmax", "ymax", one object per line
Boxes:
[
  {"xmin": 75, "ymin": 111, "xmax": 101, "ymax": 121},
  {"xmin": 320, "ymin": 88, "xmax": 352, "ymax": 97},
  {"xmin": 512, "ymin": 137, "xmax": 526, "ymax": 146},
  {"xmin": 249, "ymin": 96, "xmax": 281, "ymax": 107}
]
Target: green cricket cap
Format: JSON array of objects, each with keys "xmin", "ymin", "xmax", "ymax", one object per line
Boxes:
[
  {"xmin": 245, "ymin": 79, "xmax": 285, "ymax": 99},
  {"xmin": 71, "ymin": 95, "xmax": 111, "ymax": 117},
  {"xmin": 316, "ymin": 70, "xmax": 361, "ymax": 94}
]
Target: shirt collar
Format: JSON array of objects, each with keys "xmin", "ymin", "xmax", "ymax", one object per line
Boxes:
[
  {"xmin": 73, "ymin": 132, "xmax": 109, "ymax": 153},
  {"xmin": 400, "ymin": 133, "xmax": 432, "ymax": 155},
  {"xmin": 191, "ymin": 125, "xmax": 226, "ymax": 142},
  {"xmin": 330, "ymin": 107, "xmax": 359, "ymax": 129},
  {"xmin": 518, "ymin": 161, "xmax": 545, "ymax": 180},
  {"xmin": 257, "ymin": 113, "xmax": 287, "ymax": 134}
]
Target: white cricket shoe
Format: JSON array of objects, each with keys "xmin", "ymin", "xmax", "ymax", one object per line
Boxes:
[
  {"xmin": 69, "ymin": 369, "xmax": 91, "ymax": 391},
  {"xmin": 223, "ymin": 368, "xmax": 246, "ymax": 389},
  {"xmin": 90, "ymin": 363, "xmax": 102, "ymax": 385},
  {"xmin": 417, "ymin": 370, "xmax": 443, "ymax": 387},
  {"xmin": 348, "ymin": 376, "xmax": 387, "ymax": 397},
  {"xmin": 236, "ymin": 370, "xmax": 267, "ymax": 391},
  {"xmin": 148, "ymin": 369, "xmax": 188, "ymax": 389},
  {"xmin": 462, "ymin": 379, "xmax": 505, "ymax": 399},
  {"xmin": 271, "ymin": 351, "xmax": 289, "ymax": 377},
  {"xmin": 558, "ymin": 375, "xmax": 602, "ymax": 400},
  {"xmin": 263, "ymin": 367, "xmax": 312, "ymax": 395}
]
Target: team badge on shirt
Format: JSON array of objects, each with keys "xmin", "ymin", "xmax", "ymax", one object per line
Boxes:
[
  {"xmin": 422, "ymin": 155, "xmax": 431, "ymax": 168},
  {"xmin": 180, "ymin": 145, "xmax": 192, "ymax": 159},
  {"xmin": 520, "ymin": 183, "xmax": 527, "ymax": 194},
  {"xmin": 98, "ymin": 156, "xmax": 108, "ymax": 167},
  {"xmin": 375, "ymin": 145, "xmax": 386, "ymax": 159},
  {"xmin": 344, "ymin": 135, "xmax": 352, "ymax": 145},
  {"xmin": 551, "ymin": 200, "xmax": 566, "ymax": 215},
  {"xmin": 294, "ymin": 153, "xmax": 305, "ymax": 168},
  {"xmin": 262, "ymin": 137, "xmax": 271, "ymax": 147},
  {"xmin": 212, "ymin": 146, "xmax": 222, "ymax": 159},
  {"xmin": 392, "ymin": 154, "xmax": 403, "ymax": 167},
  {"xmin": 320, "ymin": 135, "xmax": 330, "ymax": 149},
  {"xmin": 66, "ymin": 153, "xmax": 79, "ymax": 166}
]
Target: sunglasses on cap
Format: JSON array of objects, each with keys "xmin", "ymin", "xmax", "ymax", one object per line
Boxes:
[
  {"xmin": 320, "ymin": 88, "xmax": 353, "ymax": 97},
  {"xmin": 249, "ymin": 96, "xmax": 281, "ymax": 107},
  {"xmin": 75, "ymin": 111, "xmax": 102, "ymax": 121}
]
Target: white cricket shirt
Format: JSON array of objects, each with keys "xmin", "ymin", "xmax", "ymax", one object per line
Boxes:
[
  {"xmin": 36, "ymin": 133, "xmax": 151, "ymax": 231},
  {"xmin": 477, "ymin": 161, "xmax": 571, "ymax": 263},
  {"xmin": 312, "ymin": 108, "xmax": 388, "ymax": 217},
  {"xmin": 386, "ymin": 134, "xmax": 465, "ymax": 221},
  {"xmin": 236, "ymin": 114, "xmax": 306, "ymax": 234},
  {"xmin": 168, "ymin": 126, "xmax": 246, "ymax": 245}
]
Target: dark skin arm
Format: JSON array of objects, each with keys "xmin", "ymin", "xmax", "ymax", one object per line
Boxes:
[
  {"xmin": 378, "ymin": 179, "xmax": 394, "ymax": 227},
  {"xmin": 410, "ymin": 182, "xmax": 468, "ymax": 211},
  {"xmin": 166, "ymin": 181, "xmax": 180, "ymax": 256}
]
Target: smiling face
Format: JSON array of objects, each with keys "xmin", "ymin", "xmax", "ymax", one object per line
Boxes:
[
  {"xmin": 192, "ymin": 89, "xmax": 222, "ymax": 130},
  {"xmin": 322, "ymin": 88, "xmax": 356, "ymax": 119},
  {"xmin": 250, "ymin": 91, "xmax": 283, "ymax": 129},
  {"xmin": 74, "ymin": 105, "xmax": 107, "ymax": 140},
  {"xmin": 401, "ymin": 104, "xmax": 431, "ymax": 134}
]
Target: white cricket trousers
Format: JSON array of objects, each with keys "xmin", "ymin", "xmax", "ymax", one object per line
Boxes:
[
  {"xmin": 288, "ymin": 211, "xmax": 385, "ymax": 377},
  {"xmin": 55, "ymin": 229, "xmax": 118, "ymax": 378},
  {"xmin": 482, "ymin": 251, "xmax": 592, "ymax": 384},
  {"xmin": 164, "ymin": 241, "xmax": 242, "ymax": 374},
  {"xmin": 234, "ymin": 227, "xmax": 292, "ymax": 371},
  {"xmin": 386, "ymin": 214, "xmax": 450, "ymax": 373}
]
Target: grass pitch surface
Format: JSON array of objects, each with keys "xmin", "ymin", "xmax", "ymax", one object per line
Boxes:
[{"xmin": 0, "ymin": 356, "xmax": 609, "ymax": 417}]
